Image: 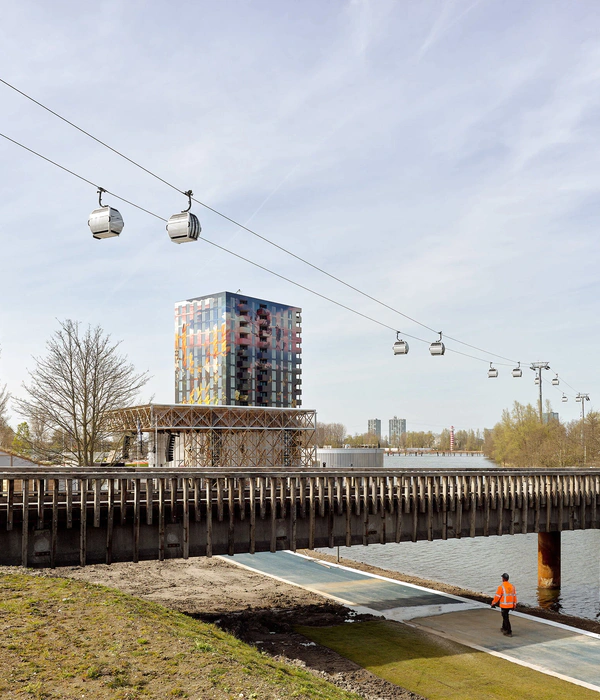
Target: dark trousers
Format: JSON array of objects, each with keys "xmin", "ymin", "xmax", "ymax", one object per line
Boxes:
[{"xmin": 501, "ymin": 607, "xmax": 512, "ymax": 634}]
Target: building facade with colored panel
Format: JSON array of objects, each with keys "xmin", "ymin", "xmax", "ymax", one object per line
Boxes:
[{"xmin": 175, "ymin": 291, "xmax": 302, "ymax": 407}]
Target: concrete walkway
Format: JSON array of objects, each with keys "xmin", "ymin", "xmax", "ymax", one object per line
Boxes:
[{"xmin": 224, "ymin": 551, "xmax": 600, "ymax": 693}]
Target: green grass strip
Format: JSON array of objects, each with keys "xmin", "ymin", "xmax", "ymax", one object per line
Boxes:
[
  {"xmin": 0, "ymin": 572, "xmax": 360, "ymax": 700},
  {"xmin": 299, "ymin": 620, "xmax": 599, "ymax": 700}
]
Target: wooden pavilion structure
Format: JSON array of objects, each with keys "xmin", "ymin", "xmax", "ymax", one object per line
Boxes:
[{"xmin": 104, "ymin": 404, "xmax": 317, "ymax": 469}]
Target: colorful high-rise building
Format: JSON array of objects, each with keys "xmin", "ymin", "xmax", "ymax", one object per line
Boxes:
[{"xmin": 175, "ymin": 291, "xmax": 302, "ymax": 407}]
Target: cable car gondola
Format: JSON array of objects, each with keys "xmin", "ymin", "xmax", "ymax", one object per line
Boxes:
[
  {"xmin": 552, "ymin": 374, "xmax": 560, "ymax": 386},
  {"xmin": 512, "ymin": 362, "xmax": 523, "ymax": 377},
  {"xmin": 429, "ymin": 332, "xmax": 445, "ymax": 356},
  {"xmin": 512, "ymin": 362, "xmax": 522, "ymax": 378},
  {"xmin": 393, "ymin": 332, "xmax": 409, "ymax": 355},
  {"xmin": 562, "ymin": 394, "xmax": 568, "ymax": 402},
  {"xmin": 488, "ymin": 363, "xmax": 498, "ymax": 378},
  {"xmin": 88, "ymin": 188, "xmax": 124, "ymax": 239},
  {"xmin": 167, "ymin": 190, "xmax": 201, "ymax": 244},
  {"xmin": 534, "ymin": 376, "xmax": 540, "ymax": 385}
]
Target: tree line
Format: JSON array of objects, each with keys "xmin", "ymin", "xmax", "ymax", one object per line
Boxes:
[
  {"xmin": 316, "ymin": 423, "xmax": 484, "ymax": 450},
  {"xmin": 483, "ymin": 401, "xmax": 599, "ymax": 468}
]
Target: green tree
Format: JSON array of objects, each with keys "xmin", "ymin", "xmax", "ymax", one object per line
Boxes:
[
  {"xmin": 438, "ymin": 429, "xmax": 451, "ymax": 450},
  {"xmin": 12, "ymin": 422, "xmax": 32, "ymax": 456},
  {"xmin": 484, "ymin": 402, "xmax": 569, "ymax": 467}
]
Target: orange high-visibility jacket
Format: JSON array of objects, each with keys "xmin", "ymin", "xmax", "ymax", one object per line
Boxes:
[{"xmin": 492, "ymin": 582, "xmax": 517, "ymax": 609}]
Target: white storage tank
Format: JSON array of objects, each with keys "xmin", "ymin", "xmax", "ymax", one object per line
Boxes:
[{"xmin": 316, "ymin": 447, "xmax": 384, "ymax": 469}]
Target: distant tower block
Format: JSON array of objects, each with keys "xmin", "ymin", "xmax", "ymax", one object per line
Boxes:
[{"xmin": 450, "ymin": 426, "xmax": 455, "ymax": 452}]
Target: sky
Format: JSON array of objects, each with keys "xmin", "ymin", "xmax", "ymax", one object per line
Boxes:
[{"xmin": 1, "ymin": 0, "xmax": 600, "ymax": 436}]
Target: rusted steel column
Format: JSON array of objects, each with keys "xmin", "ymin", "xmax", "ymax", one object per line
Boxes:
[{"xmin": 538, "ymin": 531, "xmax": 561, "ymax": 589}]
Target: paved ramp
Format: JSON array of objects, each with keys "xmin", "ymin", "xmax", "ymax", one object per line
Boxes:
[{"xmin": 224, "ymin": 551, "xmax": 600, "ymax": 692}]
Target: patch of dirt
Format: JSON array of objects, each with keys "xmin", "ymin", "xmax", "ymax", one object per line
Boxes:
[
  {"xmin": 195, "ymin": 606, "xmax": 423, "ymax": 700},
  {"xmin": 19, "ymin": 558, "xmax": 422, "ymax": 699}
]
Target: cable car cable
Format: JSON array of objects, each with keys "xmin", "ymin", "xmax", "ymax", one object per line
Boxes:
[
  {"xmin": 0, "ymin": 130, "xmax": 429, "ymax": 341},
  {"xmin": 0, "ymin": 125, "xmax": 578, "ymax": 374},
  {"xmin": 0, "ymin": 75, "xmax": 523, "ymax": 363},
  {"xmin": 0, "ymin": 132, "xmax": 165, "ymax": 222},
  {"xmin": 0, "ymin": 127, "xmax": 502, "ymax": 366}
]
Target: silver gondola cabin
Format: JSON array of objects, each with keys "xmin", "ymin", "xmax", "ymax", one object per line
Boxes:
[
  {"xmin": 512, "ymin": 363, "xmax": 522, "ymax": 378},
  {"xmin": 88, "ymin": 188, "xmax": 124, "ymax": 239},
  {"xmin": 393, "ymin": 333, "xmax": 409, "ymax": 355},
  {"xmin": 429, "ymin": 332, "xmax": 445, "ymax": 356},
  {"xmin": 488, "ymin": 363, "xmax": 498, "ymax": 378},
  {"xmin": 167, "ymin": 190, "xmax": 201, "ymax": 244}
]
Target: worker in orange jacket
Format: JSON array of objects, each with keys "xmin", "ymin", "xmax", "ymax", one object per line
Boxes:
[{"xmin": 491, "ymin": 573, "xmax": 517, "ymax": 636}]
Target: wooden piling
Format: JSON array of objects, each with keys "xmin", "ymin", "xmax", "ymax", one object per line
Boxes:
[
  {"xmin": 146, "ymin": 478, "xmax": 153, "ymax": 525},
  {"xmin": 469, "ymin": 475, "xmax": 476, "ymax": 538},
  {"xmin": 194, "ymin": 478, "xmax": 201, "ymax": 522},
  {"xmin": 228, "ymin": 477, "xmax": 235, "ymax": 556},
  {"xmin": 36, "ymin": 479, "xmax": 44, "ymax": 530},
  {"xmin": 106, "ymin": 478, "xmax": 114, "ymax": 565},
  {"xmin": 133, "ymin": 479, "xmax": 140, "ymax": 563},
  {"xmin": 93, "ymin": 479, "xmax": 101, "ymax": 528},
  {"xmin": 66, "ymin": 479, "xmax": 73, "ymax": 529},
  {"xmin": 259, "ymin": 476, "xmax": 266, "ymax": 520},
  {"xmin": 309, "ymin": 477, "xmax": 315, "ymax": 549},
  {"xmin": 183, "ymin": 477, "xmax": 189, "ymax": 559},
  {"xmin": 206, "ymin": 478, "xmax": 213, "ymax": 557},
  {"xmin": 217, "ymin": 478, "xmax": 224, "ymax": 522},
  {"xmin": 22, "ymin": 479, "xmax": 29, "ymax": 567},
  {"xmin": 170, "ymin": 477, "xmax": 177, "ymax": 524},
  {"xmin": 270, "ymin": 477, "xmax": 276, "ymax": 553},
  {"xmin": 7, "ymin": 479, "xmax": 13, "ymax": 532},
  {"xmin": 120, "ymin": 478, "xmax": 127, "ymax": 526},
  {"xmin": 158, "ymin": 478, "xmax": 165, "ymax": 561},
  {"xmin": 249, "ymin": 478, "xmax": 256, "ymax": 554},
  {"xmin": 290, "ymin": 479, "xmax": 297, "ymax": 551},
  {"xmin": 79, "ymin": 479, "xmax": 87, "ymax": 567},
  {"xmin": 51, "ymin": 478, "xmax": 58, "ymax": 569}
]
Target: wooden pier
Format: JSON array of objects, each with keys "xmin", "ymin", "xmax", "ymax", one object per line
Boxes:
[{"xmin": 1, "ymin": 468, "xmax": 598, "ymax": 578}]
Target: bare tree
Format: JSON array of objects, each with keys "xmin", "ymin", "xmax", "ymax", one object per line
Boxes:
[
  {"xmin": 315, "ymin": 421, "xmax": 346, "ymax": 447},
  {"xmin": 0, "ymin": 380, "xmax": 12, "ymax": 447},
  {"xmin": 14, "ymin": 320, "xmax": 149, "ymax": 466}
]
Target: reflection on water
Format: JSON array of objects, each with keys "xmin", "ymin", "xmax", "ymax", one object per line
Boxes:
[
  {"xmin": 537, "ymin": 587, "xmax": 562, "ymax": 612},
  {"xmin": 320, "ymin": 454, "xmax": 600, "ymax": 621}
]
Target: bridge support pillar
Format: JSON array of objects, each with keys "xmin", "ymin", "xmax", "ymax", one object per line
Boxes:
[{"xmin": 538, "ymin": 531, "xmax": 561, "ymax": 589}]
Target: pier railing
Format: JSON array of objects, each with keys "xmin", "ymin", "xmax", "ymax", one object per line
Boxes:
[{"xmin": 1, "ymin": 467, "xmax": 599, "ymax": 568}]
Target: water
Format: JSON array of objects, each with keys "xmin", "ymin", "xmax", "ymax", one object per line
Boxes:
[{"xmin": 321, "ymin": 454, "xmax": 600, "ymax": 621}]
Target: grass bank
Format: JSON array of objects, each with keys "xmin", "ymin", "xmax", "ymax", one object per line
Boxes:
[
  {"xmin": 300, "ymin": 620, "xmax": 599, "ymax": 700},
  {"xmin": 0, "ymin": 572, "xmax": 361, "ymax": 700}
]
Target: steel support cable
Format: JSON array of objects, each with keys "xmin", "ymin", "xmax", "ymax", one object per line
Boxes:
[
  {"xmin": 0, "ymin": 132, "xmax": 165, "ymax": 222},
  {"xmin": 0, "ymin": 75, "xmax": 521, "ymax": 363},
  {"xmin": 1, "ymin": 129, "xmax": 501, "ymax": 366},
  {"xmin": 0, "ymin": 130, "xmax": 426, "ymax": 342},
  {"xmin": 541, "ymin": 375, "xmax": 578, "ymax": 399}
]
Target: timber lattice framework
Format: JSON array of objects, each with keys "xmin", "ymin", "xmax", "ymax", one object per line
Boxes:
[{"xmin": 104, "ymin": 404, "xmax": 317, "ymax": 469}]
